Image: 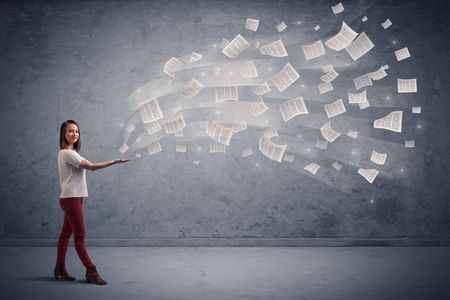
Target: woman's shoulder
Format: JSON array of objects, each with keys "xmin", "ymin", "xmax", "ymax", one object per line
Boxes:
[{"xmin": 59, "ymin": 149, "xmax": 81, "ymax": 157}]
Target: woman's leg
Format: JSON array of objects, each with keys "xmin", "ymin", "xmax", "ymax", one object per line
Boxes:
[
  {"xmin": 61, "ymin": 198, "xmax": 95, "ymax": 268},
  {"xmin": 56, "ymin": 199, "xmax": 73, "ymax": 264}
]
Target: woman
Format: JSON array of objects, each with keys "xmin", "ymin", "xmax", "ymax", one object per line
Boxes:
[{"xmin": 54, "ymin": 120, "xmax": 130, "ymax": 285}]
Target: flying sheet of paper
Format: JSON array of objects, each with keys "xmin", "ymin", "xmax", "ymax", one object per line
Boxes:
[
  {"xmin": 140, "ymin": 98, "xmax": 163, "ymax": 123},
  {"xmin": 381, "ymin": 18, "xmax": 392, "ymax": 29},
  {"xmin": 253, "ymin": 82, "xmax": 271, "ymax": 95},
  {"xmin": 332, "ymin": 161, "xmax": 343, "ymax": 171},
  {"xmin": 395, "ymin": 47, "xmax": 410, "ymax": 61},
  {"xmin": 245, "ymin": 18, "xmax": 259, "ymax": 31},
  {"xmin": 322, "ymin": 64, "xmax": 334, "ymax": 73},
  {"xmin": 164, "ymin": 57, "xmax": 183, "ymax": 77},
  {"xmin": 302, "ymin": 40, "xmax": 326, "ymax": 60},
  {"xmin": 314, "ymin": 25, "xmax": 320, "ymax": 31},
  {"xmin": 259, "ymin": 128, "xmax": 287, "ymax": 163},
  {"xmin": 240, "ymin": 60, "xmax": 258, "ymax": 78},
  {"xmin": 190, "ymin": 51, "xmax": 202, "ymax": 63},
  {"xmin": 369, "ymin": 65, "xmax": 388, "ymax": 80},
  {"xmin": 176, "ymin": 144, "xmax": 187, "ymax": 153},
  {"xmin": 345, "ymin": 32, "xmax": 374, "ymax": 61},
  {"xmin": 412, "ymin": 106, "xmax": 422, "ymax": 114},
  {"xmin": 279, "ymin": 97, "xmax": 308, "ymax": 122},
  {"xmin": 242, "ymin": 147, "xmax": 253, "ymax": 157},
  {"xmin": 232, "ymin": 120, "xmax": 247, "ymax": 133},
  {"xmin": 181, "ymin": 78, "xmax": 204, "ymax": 99},
  {"xmin": 259, "ymin": 138, "xmax": 287, "ymax": 163},
  {"xmin": 374, "ymin": 111, "xmax": 403, "ymax": 133},
  {"xmin": 144, "ymin": 120, "xmax": 162, "ymax": 136},
  {"xmin": 118, "ymin": 144, "xmax": 129, "ymax": 154},
  {"xmin": 271, "ymin": 63, "xmax": 300, "ymax": 92},
  {"xmin": 348, "ymin": 90, "xmax": 367, "ymax": 104},
  {"xmin": 397, "ymin": 78, "xmax": 417, "ymax": 93},
  {"xmin": 353, "ymin": 74, "xmax": 373, "ymax": 90},
  {"xmin": 324, "ymin": 98, "xmax": 346, "ymax": 118},
  {"xmin": 321, "ymin": 68, "xmax": 339, "ymax": 83},
  {"xmin": 362, "ymin": 16, "xmax": 368, "ymax": 22},
  {"xmin": 259, "ymin": 39, "xmax": 288, "ymax": 57},
  {"xmin": 359, "ymin": 100, "xmax": 370, "ymax": 110},
  {"xmin": 222, "ymin": 34, "xmax": 251, "ymax": 59},
  {"xmin": 331, "ymin": 2, "xmax": 344, "ymax": 14},
  {"xmin": 210, "ymin": 140, "xmax": 227, "ymax": 153},
  {"xmin": 250, "ymin": 97, "xmax": 269, "ymax": 116},
  {"xmin": 320, "ymin": 121, "xmax": 341, "ymax": 142},
  {"xmin": 318, "ymin": 82, "xmax": 334, "ymax": 94},
  {"xmin": 325, "ymin": 21, "xmax": 358, "ymax": 51},
  {"xmin": 262, "ymin": 127, "xmax": 279, "ymax": 139},
  {"xmin": 283, "ymin": 154, "xmax": 295, "ymax": 162},
  {"xmin": 206, "ymin": 117, "xmax": 234, "ymax": 146},
  {"xmin": 316, "ymin": 139, "xmax": 328, "ymax": 150},
  {"xmin": 347, "ymin": 129, "xmax": 358, "ymax": 139},
  {"xmin": 358, "ymin": 168, "xmax": 379, "ymax": 184},
  {"xmin": 164, "ymin": 113, "xmax": 186, "ymax": 134},
  {"xmin": 304, "ymin": 162, "xmax": 320, "ymax": 175},
  {"xmin": 148, "ymin": 142, "xmax": 162, "ymax": 155},
  {"xmin": 405, "ymin": 140, "xmax": 415, "ymax": 148},
  {"xmin": 276, "ymin": 21, "xmax": 287, "ymax": 32},
  {"xmin": 193, "ymin": 160, "xmax": 200, "ymax": 165},
  {"xmin": 215, "ymin": 86, "xmax": 239, "ymax": 103},
  {"xmin": 370, "ymin": 150, "xmax": 387, "ymax": 165}
]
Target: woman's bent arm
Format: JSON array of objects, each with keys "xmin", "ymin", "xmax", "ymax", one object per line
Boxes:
[{"xmin": 79, "ymin": 158, "xmax": 130, "ymax": 171}]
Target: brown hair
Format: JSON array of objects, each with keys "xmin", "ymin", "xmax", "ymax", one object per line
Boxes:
[{"xmin": 59, "ymin": 120, "xmax": 81, "ymax": 151}]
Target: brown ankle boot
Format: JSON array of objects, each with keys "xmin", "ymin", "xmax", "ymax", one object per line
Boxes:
[
  {"xmin": 85, "ymin": 266, "xmax": 107, "ymax": 285},
  {"xmin": 54, "ymin": 262, "xmax": 76, "ymax": 281}
]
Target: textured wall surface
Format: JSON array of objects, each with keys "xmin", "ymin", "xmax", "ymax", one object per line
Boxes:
[{"xmin": 0, "ymin": 0, "xmax": 449, "ymax": 240}]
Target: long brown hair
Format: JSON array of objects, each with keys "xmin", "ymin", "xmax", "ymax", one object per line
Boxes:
[{"xmin": 59, "ymin": 120, "xmax": 81, "ymax": 151}]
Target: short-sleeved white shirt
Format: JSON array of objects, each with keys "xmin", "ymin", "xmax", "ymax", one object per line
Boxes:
[{"xmin": 58, "ymin": 149, "xmax": 88, "ymax": 198}]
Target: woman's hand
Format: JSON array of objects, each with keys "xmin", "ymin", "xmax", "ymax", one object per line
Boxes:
[{"xmin": 114, "ymin": 158, "xmax": 131, "ymax": 164}]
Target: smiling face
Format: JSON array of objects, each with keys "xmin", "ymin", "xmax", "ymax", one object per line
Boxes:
[{"xmin": 65, "ymin": 123, "xmax": 79, "ymax": 148}]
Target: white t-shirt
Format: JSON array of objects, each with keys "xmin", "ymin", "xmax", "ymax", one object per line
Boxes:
[{"xmin": 58, "ymin": 149, "xmax": 88, "ymax": 198}]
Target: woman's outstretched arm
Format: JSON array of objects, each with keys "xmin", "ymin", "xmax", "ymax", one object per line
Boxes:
[{"xmin": 79, "ymin": 158, "xmax": 130, "ymax": 171}]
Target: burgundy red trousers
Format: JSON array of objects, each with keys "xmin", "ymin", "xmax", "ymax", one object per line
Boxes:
[{"xmin": 56, "ymin": 197, "xmax": 94, "ymax": 268}]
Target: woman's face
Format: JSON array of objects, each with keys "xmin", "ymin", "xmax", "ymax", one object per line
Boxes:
[{"xmin": 65, "ymin": 123, "xmax": 79, "ymax": 146}]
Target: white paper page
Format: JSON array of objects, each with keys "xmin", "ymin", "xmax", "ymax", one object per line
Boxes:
[
  {"xmin": 370, "ymin": 150, "xmax": 387, "ymax": 165},
  {"xmin": 181, "ymin": 78, "xmax": 204, "ymax": 99},
  {"xmin": 140, "ymin": 98, "xmax": 163, "ymax": 123},
  {"xmin": 397, "ymin": 78, "xmax": 417, "ymax": 93},
  {"xmin": 302, "ymin": 40, "xmax": 326, "ymax": 60},
  {"xmin": 324, "ymin": 98, "xmax": 346, "ymax": 118},
  {"xmin": 358, "ymin": 168, "xmax": 379, "ymax": 184},
  {"xmin": 345, "ymin": 32, "xmax": 374, "ymax": 61},
  {"xmin": 215, "ymin": 86, "xmax": 239, "ymax": 103},
  {"xmin": 320, "ymin": 121, "xmax": 341, "ymax": 142},
  {"xmin": 279, "ymin": 97, "xmax": 308, "ymax": 122},
  {"xmin": 245, "ymin": 18, "xmax": 259, "ymax": 31},
  {"xmin": 271, "ymin": 63, "xmax": 300, "ymax": 92},
  {"xmin": 222, "ymin": 34, "xmax": 251, "ymax": 59},
  {"xmin": 304, "ymin": 163, "xmax": 320, "ymax": 175},
  {"xmin": 259, "ymin": 39, "xmax": 288, "ymax": 57},
  {"xmin": 374, "ymin": 111, "xmax": 403, "ymax": 133}
]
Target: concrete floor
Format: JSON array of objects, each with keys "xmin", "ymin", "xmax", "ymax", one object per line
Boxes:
[{"xmin": 0, "ymin": 247, "xmax": 449, "ymax": 300}]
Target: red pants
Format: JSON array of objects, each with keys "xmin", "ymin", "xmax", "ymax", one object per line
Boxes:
[{"xmin": 56, "ymin": 197, "xmax": 94, "ymax": 268}]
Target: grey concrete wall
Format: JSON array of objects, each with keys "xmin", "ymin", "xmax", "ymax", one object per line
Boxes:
[{"xmin": 1, "ymin": 0, "xmax": 449, "ymax": 242}]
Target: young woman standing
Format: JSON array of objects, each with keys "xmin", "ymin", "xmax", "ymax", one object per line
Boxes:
[{"xmin": 54, "ymin": 120, "xmax": 130, "ymax": 285}]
